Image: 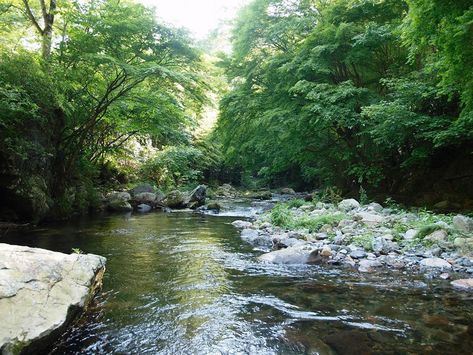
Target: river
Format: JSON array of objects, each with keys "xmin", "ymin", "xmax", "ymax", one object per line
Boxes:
[{"xmin": 1, "ymin": 201, "xmax": 473, "ymax": 354}]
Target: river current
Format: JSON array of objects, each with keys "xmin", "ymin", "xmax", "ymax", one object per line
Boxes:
[{"xmin": 2, "ymin": 201, "xmax": 473, "ymax": 354}]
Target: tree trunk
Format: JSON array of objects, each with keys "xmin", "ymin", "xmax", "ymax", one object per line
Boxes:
[{"xmin": 22, "ymin": 0, "xmax": 56, "ymax": 61}]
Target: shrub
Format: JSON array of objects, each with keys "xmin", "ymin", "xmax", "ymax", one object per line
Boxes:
[{"xmin": 140, "ymin": 146, "xmax": 204, "ymax": 190}]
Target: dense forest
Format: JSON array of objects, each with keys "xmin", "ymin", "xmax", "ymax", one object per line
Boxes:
[
  {"xmin": 215, "ymin": 0, "xmax": 473, "ymax": 207},
  {"xmin": 1, "ymin": 0, "xmax": 472, "ymax": 223}
]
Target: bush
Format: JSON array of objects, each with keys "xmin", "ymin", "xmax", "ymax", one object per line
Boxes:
[{"xmin": 140, "ymin": 146, "xmax": 204, "ymax": 190}]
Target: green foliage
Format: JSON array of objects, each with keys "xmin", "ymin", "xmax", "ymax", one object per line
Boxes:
[
  {"xmin": 286, "ymin": 199, "xmax": 306, "ymax": 209},
  {"xmin": 315, "ymin": 187, "xmax": 343, "ymax": 204},
  {"xmin": 270, "ymin": 201, "xmax": 345, "ymax": 232},
  {"xmin": 214, "ymin": 0, "xmax": 473, "ymax": 199},
  {"xmin": 0, "ymin": 0, "xmax": 210, "ymax": 221},
  {"xmin": 270, "ymin": 204, "xmax": 293, "ymax": 227},
  {"xmin": 140, "ymin": 146, "xmax": 204, "ymax": 191},
  {"xmin": 352, "ymin": 234, "xmax": 374, "ymax": 251}
]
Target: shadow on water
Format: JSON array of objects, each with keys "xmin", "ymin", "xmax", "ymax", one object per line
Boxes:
[{"xmin": 2, "ymin": 207, "xmax": 473, "ymax": 354}]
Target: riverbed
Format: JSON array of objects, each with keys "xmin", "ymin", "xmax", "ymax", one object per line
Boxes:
[{"xmin": 1, "ymin": 204, "xmax": 473, "ymax": 354}]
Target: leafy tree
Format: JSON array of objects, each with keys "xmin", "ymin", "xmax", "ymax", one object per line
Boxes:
[{"xmin": 215, "ymin": 0, "xmax": 473, "ymax": 204}]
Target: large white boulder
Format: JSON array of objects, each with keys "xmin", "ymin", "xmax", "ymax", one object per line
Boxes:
[{"xmin": 0, "ymin": 244, "xmax": 106, "ymax": 354}]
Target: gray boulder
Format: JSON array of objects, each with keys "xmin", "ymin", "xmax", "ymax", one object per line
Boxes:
[
  {"xmin": 355, "ymin": 212, "xmax": 385, "ymax": 225},
  {"xmin": 240, "ymin": 229, "xmax": 271, "ymax": 248},
  {"xmin": 338, "ymin": 199, "xmax": 360, "ymax": 211},
  {"xmin": 108, "ymin": 191, "xmax": 131, "ymax": 202},
  {"xmin": 258, "ymin": 245, "xmax": 318, "ymax": 264},
  {"xmin": 424, "ymin": 230, "xmax": 448, "ymax": 243},
  {"xmin": 453, "ymin": 215, "xmax": 473, "ymax": 233},
  {"xmin": 129, "ymin": 183, "xmax": 155, "ymax": 196},
  {"xmin": 187, "ymin": 185, "xmax": 207, "ymax": 209},
  {"xmin": 372, "ymin": 237, "xmax": 398, "ymax": 254},
  {"xmin": 419, "ymin": 257, "xmax": 452, "ymax": 269},
  {"xmin": 0, "ymin": 243, "xmax": 106, "ymax": 354},
  {"xmin": 404, "ymin": 229, "xmax": 418, "ymax": 241},
  {"xmin": 232, "ymin": 220, "xmax": 253, "ymax": 229},
  {"xmin": 107, "ymin": 191, "xmax": 132, "ymax": 211},
  {"xmin": 163, "ymin": 190, "xmax": 187, "ymax": 209},
  {"xmin": 349, "ymin": 249, "xmax": 367, "ymax": 259},
  {"xmin": 132, "ymin": 192, "xmax": 157, "ymax": 206}
]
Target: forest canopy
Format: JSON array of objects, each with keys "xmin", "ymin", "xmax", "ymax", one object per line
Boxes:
[
  {"xmin": 214, "ymin": 0, "xmax": 473, "ymax": 205},
  {"xmin": 0, "ymin": 0, "xmax": 209, "ymax": 221}
]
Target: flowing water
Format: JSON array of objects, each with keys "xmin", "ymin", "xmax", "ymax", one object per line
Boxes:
[{"xmin": 2, "ymin": 202, "xmax": 473, "ymax": 354}]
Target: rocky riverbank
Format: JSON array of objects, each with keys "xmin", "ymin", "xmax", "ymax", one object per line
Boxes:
[
  {"xmin": 0, "ymin": 244, "xmax": 106, "ymax": 354},
  {"xmin": 231, "ymin": 198, "xmax": 473, "ymax": 290},
  {"xmin": 103, "ymin": 183, "xmax": 278, "ymax": 215}
]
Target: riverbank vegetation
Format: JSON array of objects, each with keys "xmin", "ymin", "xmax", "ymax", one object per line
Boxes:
[
  {"xmin": 0, "ymin": 0, "xmax": 213, "ymax": 221},
  {"xmin": 0, "ymin": 0, "xmax": 472, "ymax": 223},
  {"xmin": 214, "ymin": 0, "xmax": 473, "ymax": 208}
]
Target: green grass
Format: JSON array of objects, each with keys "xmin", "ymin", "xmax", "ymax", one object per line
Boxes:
[
  {"xmin": 351, "ymin": 234, "xmax": 374, "ymax": 251},
  {"xmin": 285, "ymin": 198, "xmax": 306, "ymax": 209},
  {"xmin": 270, "ymin": 202, "xmax": 345, "ymax": 232}
]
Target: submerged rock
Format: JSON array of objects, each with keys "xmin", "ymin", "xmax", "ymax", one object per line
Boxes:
[
  {"xmin": 137, "ymin": 204, "xmax": 152, "ymax": 213},
  {"xmin": 0, "ymin": 243, "xmax": 106, "ymax": 354},
  {"xmin": 206, "ymin": 202, "xmax": 221, "ymax": 211}
]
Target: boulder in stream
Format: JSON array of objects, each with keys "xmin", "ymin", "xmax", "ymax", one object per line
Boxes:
[
  {"xmin": 187, "ymin": 185, "xmax": 207, "ymax": 209},
  {"xmin": 258, "ymin": 245, "xmax": 318, "ymax": 264},
  {"xmin": 107, "ymin": 192, "xmax": 132, "ymax": 212},
  {"xmin": 0, "ymin": 243, "xmax": 106, "ymax": 354},
  {"xmin": 163, "ymin": 190, "xmax": 187, "ymax": 209}
]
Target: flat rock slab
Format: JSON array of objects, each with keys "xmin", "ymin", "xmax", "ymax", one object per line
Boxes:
[
  {"xmin": 0, "ymin": 243, "xmax": 106, "ymax": 354},
  {"xmin": 451, "ymin": 279, "xmax": 473, "ymax": 291}
]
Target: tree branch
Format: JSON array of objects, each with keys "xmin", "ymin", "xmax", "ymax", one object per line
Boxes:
[{"xmin": 21, "ymin": 0, "xmax": 43, "ymax": 35}]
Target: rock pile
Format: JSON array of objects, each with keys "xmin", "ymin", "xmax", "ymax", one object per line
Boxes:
[{"xmin": 232, "ymin": 199, "xmax": 473, "ymax": 289}]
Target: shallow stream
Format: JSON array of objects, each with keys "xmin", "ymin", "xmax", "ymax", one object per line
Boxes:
[{"xmin": 2, "ymin": 200, "xmax": 473, "ymax": 354}]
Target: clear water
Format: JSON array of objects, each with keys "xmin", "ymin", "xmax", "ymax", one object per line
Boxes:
[{"xmin": 2, "ymin": 209, "xmax": 473, "ymax": 354}]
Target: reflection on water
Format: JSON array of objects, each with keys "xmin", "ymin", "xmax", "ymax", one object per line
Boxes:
[{"xmin": 2, "ymin": 211, "xmax": 473, "ymax": 354}]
